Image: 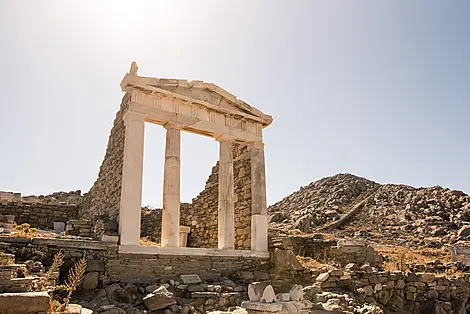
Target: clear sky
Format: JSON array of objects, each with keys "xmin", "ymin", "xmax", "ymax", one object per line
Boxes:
[{"xmin": 0, "ymin": 1, "xmax": 469, "ymax": 208}]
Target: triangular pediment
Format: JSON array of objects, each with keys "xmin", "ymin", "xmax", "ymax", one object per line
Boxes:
[{"xmin": 121, "ymin": 72, "xmax": 272, "ymax": 126}]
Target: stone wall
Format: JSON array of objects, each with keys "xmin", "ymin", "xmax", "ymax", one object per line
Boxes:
[
  {"xmin": 107, "ymin": 253, "xmax": 270, "ymax": 283},
  {"xmin": 180, "ymin": 143, "xmax": 252, "ymax": 250},
  {"xmin": 0, "ymin": 236, "xmax": 269, "ymax": 286},
  {"xmin": 308, "ymin": 265, "xmax": 470, "ymax": 313},
  {"xmin": 79, "ymin": 93, "xmax": 130, "ymax": 236},
  {"xmin": 0, "ymin": 202, "xmax": 78, "ymax": 230},
  {"xmin": 271, "ymin": 236, "xmax": 383, "ymax": 268}
]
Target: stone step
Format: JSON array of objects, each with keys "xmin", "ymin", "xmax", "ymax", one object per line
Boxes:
[
  {"xmin": 0, "ymin": 291, "xmax": 49, "ymax": 314},
  {"xmin": 0, "ymin": 276, "xmax": 38, "ymax": 293},
  {"xmin": 0, "ymin": 264, "xmax": 27, "ymax": 281}
]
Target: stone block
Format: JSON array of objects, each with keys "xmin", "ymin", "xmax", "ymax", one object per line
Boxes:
[{"xmin": 0, "ymin": 291, "xmax": 49, "ymax": 314}]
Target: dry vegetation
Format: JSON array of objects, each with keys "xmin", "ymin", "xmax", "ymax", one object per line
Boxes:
[
  {"xmin": 375, "ymin": 245, "xmax": 451, "ymax": 272},
  {"xmin": 48, "ymin": 252, "xmax": 87, "ymax": 313},
  {"xmin": 140, "ymin": 237, "xmax": 161, "ymax": 246},
  {"xmin": 12, "ymin": 223, "xmax": 37, "ymax": 237}
]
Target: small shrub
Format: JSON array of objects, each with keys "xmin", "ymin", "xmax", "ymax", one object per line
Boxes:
[
  {"xmin": 13, "ymin": 223, "xmax": 36, "ymax": 237},
  {"xmin": 48, "ymin": 253, "xmax": 87, "ymax": 313}
]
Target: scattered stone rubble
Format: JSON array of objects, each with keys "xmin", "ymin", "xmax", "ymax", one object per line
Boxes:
[{"xmin": 269, "ymin": 173, "xmax": 470, "ymax": 249}]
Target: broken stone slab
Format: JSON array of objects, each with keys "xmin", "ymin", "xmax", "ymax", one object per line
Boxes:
[
  {"xmin": 241, "ymin": 301, "xmax": 283, "ymax": 313},
  {"xmin": 53, "ymin": 222, "xmax": 66, "ymax": 233},
  {"xmin": 0, "ymin": 291, "xmax": 49, "ymax": 314},
  {"xmin": 261, "ymin": 285, "xmax": 276, "ymax": 303},
  {"xmin": 248, "ymin": 282, "xmax": 270, "ymax": 301},
  {"xmin": 143, "ymin": 286, "xmax": 176, "ymax": 311},
  {"xmin": 101, "ymin": 234, "xmax": 119, "ymax": 243},
  {"xmin": 337, "ymin": 239, "xmax": 366, "ymax": 247},
  {"xmin": 180, "ymin": 274, "xmax": 202, "ymax": 284},
  {"xmin": 276, "ymin": 293, "xmax": 290, "ymax": 302},
  {"xmin": 289, "ymin": 284, "xmax": 303, "ymax": 301}
]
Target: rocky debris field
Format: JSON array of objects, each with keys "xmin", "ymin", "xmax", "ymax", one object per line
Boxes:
[
  {"xmin": 268, "ymin": 173, "xmax": 470, "ymax": 249},
  {"xmin": 268, "ymin": 174, "xmax": 379, "ymax": 233}
]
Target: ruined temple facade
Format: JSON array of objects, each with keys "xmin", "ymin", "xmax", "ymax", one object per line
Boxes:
[{"xmin": 80, "ymin": 62, "xmax": 272, "ymax": 257}]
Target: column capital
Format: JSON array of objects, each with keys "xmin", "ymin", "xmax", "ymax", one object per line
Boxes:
[
  {"xmin": 249, "ymin": 141, "xmax": 265, "ymax": 149},
  {"xmin": 123, "ymin": 110, "xmax": 146, "ymax": 125},
  {"xmin": 164, "ymin": 122, "xmax": 184, "ymax": 130},
  {"xmin": 215, "ymin": 134, "xmax": 235, "ymax": 142}
]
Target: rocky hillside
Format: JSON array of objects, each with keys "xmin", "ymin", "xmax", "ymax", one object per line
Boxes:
[{"xmin": 268, "ymin": 173, "xmax": 470, "ymax": 248}]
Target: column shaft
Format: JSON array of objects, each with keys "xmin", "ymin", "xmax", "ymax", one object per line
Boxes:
[
  {"xmin": 161, "ymin": 127, "xmax": 181, "ymax": 247},
  {"xmin": 250, "ymin": 142, "xmax": 268, "ymax": 252},
  {"xmin": 119, "ymin": 112, "xmax": 145, "ymax": 246},
  {"xmin": 218, "ymin": 139, "xmax": 235, "ymax": 250}
]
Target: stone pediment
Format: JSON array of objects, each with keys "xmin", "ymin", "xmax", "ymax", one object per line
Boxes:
[{"xmin": 120, "ymin": 71, "xmax": 272, "ymax": 127}]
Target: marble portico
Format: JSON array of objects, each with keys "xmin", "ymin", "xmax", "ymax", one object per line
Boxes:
[{"xmin": 118, "ymin": 62, "xmax": 272, "ymax": 257}]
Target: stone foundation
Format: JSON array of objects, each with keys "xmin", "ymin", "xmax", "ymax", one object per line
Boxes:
[{"xmin": 0, "ymin": 236, "xmax": 270, "ymax": 286}]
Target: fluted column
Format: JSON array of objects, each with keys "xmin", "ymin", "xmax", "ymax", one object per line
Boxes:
[
  {"xmin": 217, "ymin": 135, "xmax": 235, "ymax": 250},
  {"xmin": 250, "ymin": 141, "xmax": 268, "ymax": 252},
  {"xmin": 119, "ymin": 111, "xmax": 146, "ymax": 246},
  {"xmin": 161, "ymin": 123, "xmax": 182, "ymax": 247}
]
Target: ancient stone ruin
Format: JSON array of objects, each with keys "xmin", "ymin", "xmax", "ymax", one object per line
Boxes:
[
  {"xmin": 80, "ymin": 62, "xmax": 272, "ymax": 257},
  {"xmin": 2, "ymin": 65, "xmax": 470, "ymax": 314}
]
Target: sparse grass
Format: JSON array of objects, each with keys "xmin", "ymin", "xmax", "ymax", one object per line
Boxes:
[{"xmin": 140, "ymin": 237, "xmax": 161, "ymax": 246}]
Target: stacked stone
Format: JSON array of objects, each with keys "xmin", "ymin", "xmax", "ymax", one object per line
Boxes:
[
  {"xmin": 310, "ymin": 265, "xmax": 470, "ymax": 309},
  {"xmin": 180, "ymin": 143, "xmax": 253, "ymax": 249},
  {"xmin": 93, "ymin": 218, "xmax": 119, "ymax": 238},
  {"xmin": 65, "ymin": 219, "xmax": 92, "ymax": 237},
  {"xmin": 180, "ymin": 165, "xmax": 219, "ymax": 248},
  {"xmin": 329, "ymin": 240, "xmax": 383, "ymax": 268},
  {"xmin": 141, "ymin": 207, "xmax": 163, "ymax": 242},
  {"xmin": 0, "ymin": 214, "xmax": 15, "ymax": 233},
  {"xmin": 79, "ymin": 93, "xmax": 130, "ymax": 238},
  {"xmin": 233, "ymin": 144, "xmax": 252, "ymax": 250},
  {"xmin": 0, "ymin": 202, "xmax": 77, "ymax": 230},
  {"xmin": 107, "ymin": 254, "xmax": 269, "ymax": 282}
]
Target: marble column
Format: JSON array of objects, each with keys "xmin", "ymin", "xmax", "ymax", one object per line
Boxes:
[
  {"xmin": 250, "ymin": 141, "xmax": 268, "ymax": 252},
  {"xmin": 217, "ymin": 135, "xmax": 235, "ymax": 250},
  {"xmin": 119, "ymin": 111, "xmax": 146, "ymax": 246},
  {"xmin": 161, "ymin": 124, "xmax": 182, "ymax": 247}
]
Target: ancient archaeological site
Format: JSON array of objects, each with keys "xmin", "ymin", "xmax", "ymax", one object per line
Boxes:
[{"xmin": 2, "ymin": 64, "xmax": 470, "ymax": 314}]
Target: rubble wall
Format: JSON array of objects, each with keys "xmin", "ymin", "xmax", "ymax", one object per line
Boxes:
[
  {"xmin": 107, "ymin": 253, "xmax": 269, "ymax": 282},
  {"xmin": 180, "ymin": 143, "xmax": 252, "ymax": 250},
  {"xmin": 0, "ymin": 202, "xmax": 78, "ymax": 229},
  {"xmin": 0, "ymin": 237, "xmax": 269, "ymax": 284},
  {"xmin": 79, "ymin": 93, "xmax": 131, "ymax": 236}
]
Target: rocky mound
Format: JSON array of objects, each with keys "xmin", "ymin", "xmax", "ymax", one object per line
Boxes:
[
  {"xmin": 268, "ymin": 174, "xmax": 379, "ymax": 232},
  {"xmin": 268, "ymin": 173, "xmax": 470, "ymax": 248}
]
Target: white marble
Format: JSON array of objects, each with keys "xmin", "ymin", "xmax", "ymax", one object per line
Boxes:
[
  {"xmin": 251, "ymin": 215, "xmax": 268, "ymax": 252},
  {"xmin": 118, "ymin": 245, "xmax": 270, "ymax": 258},
  {"xmin": 217, "ymin": 136, "xmax": 235, "ymax": 250},
  {"xmin": 261, "ymin": 285, "xmax": 276, "ymax": 303},
  {"xmin": 161, "ymin": 124, "xmax": 182, "ymax": 247},
  {"xmin": 119, "ymin": 111, "xmax": 145, "ymax": 246}
]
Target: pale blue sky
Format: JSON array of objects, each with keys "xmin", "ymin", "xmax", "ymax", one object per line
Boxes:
[{"xmin": 0, "ymin": 1, "xmax": 469, "ymax": 207}]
